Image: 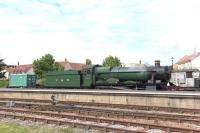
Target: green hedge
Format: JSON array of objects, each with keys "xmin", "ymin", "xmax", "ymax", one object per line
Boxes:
[{"xmin": 0, "ymin": 80, "xmax": 8, "ymax": 88}]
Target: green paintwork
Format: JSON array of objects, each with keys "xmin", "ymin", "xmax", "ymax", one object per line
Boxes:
[
  {"xmin": 82, "ymin": 76, "xmax": 93, "ymax": 87},
  {"xmin": 81, "ymin": 67, "xmax": 94, "ymax": 88},
  {"xmin": 94, "ymin": 66, "xmax": 151, "ymax": 86},
  {"xmin": 95, "ymin": 67, "xmax": 111, "ymax": 73},
  {"xmin": 47, "ymin": 71, "xmax": 79, "ymax": 75},
  {"xmin": 106, "ymin": 78, "xmax": 119, "ymax": 85},
  {"xmin": 9, "ymin": 74, "xmax": 36, "ymax": 88},
  {"xmin": 45, "ymin": 70, "xmax": 81, "ymax": 88},
  {"xmin": 116, "ymin": 72, "xmax": 150, "ymax": 81}
]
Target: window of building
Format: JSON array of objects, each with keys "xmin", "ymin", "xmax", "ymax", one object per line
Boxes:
[{"xmin": 186, "ymin": 72, "xmax": 192, "ymax": 78}]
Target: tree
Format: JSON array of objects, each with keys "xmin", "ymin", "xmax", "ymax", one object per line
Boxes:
[
  {"xmin": 54, "ymin": 62, "xmax": 64, "ymax": 71},
  {"xmin": 102, "ymin": 55, "xmax": 121, "ymax": 67},
  {"xmin": 33, "ymin": 54, "xmax": 63, "ymax": 79},
  {"xmin": 85, "ymin": 58, "xmax": 92, "ymax": 65},
  {"xmin": 0, "ymin": 58, "xmax": 6, "ymax": 78}
]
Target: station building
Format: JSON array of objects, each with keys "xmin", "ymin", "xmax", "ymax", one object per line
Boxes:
[{"xmin": 171, "ymin": 52, "xmax": 200, "ymax": 88}]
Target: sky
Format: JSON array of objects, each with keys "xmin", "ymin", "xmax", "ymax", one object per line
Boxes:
[{"xmin": 0, "ymin": 0, "xmax": 200, "ymax": 66}]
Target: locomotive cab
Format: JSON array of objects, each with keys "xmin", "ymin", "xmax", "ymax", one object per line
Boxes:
[{"xmin": 81, "ymin": 65, "xmax": 96, "ymax": 88}]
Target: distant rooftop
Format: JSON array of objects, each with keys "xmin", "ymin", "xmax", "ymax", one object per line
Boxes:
[
  {"xmin": 5, "ymin": 64, "xmax": 32, "ymax": 74},
  {"xmin": 176, "ymin": 52, "xmax": 200, "ymax": 65},
  {"xmin": 5, "ymin": 59, "xmax": 85, "ymax": 74}
]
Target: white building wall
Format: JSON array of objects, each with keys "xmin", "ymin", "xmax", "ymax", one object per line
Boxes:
[
  {"xmin": 170, "ymin": 72, "xmax": 186, "ymax": 87},
  {"xmin": 170, "ymin": 72, "xmax": 196, "ymax": 87},
  {"xmin": 4, "ymin": 72, "xmax": 9, "ymax": 79},
  {"xmin": 191, "ymin": 56, "xmax": 200, "ymax": 70},
  {"xmin": 178, "ymin": 62, "xmax": 192, "ymax": 70}
]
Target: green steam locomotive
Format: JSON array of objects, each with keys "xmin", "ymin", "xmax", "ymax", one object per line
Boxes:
[
  {"xmin": 8, "ymin": 60, "xmax": 170, "ymax": 90},
  {"xmin": 45, "ymin": 64, "xmax": 170, "ymax": 90}
]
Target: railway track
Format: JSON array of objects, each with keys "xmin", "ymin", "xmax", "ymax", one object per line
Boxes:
[
  {"xmin": 62, "ymin": 107, "xmax": 200, "ymax": 124},
  {"xmin": 0, "ymin": 111, "xmax": 141, "ymax": 133},
  {"xmin": 1, "ymin": 107, "xmax": 200, "ymax": 133},
  {"xmin": 1, "ymin": 98, "xmax": 200, "ymax": 114},
  {"xmin": 1, "ymin": 101, "xmax": 200, "ymax": 123},
  {"xmin": 1, "ymin": 99, "xmax": 200, "ymax": 132}
]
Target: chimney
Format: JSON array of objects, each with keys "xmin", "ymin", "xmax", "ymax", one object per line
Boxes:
[
  {"xmin": 64, "ymin": 58, "xmax": 67, "ymax": 63},
  {"xmin": 139, "ymin": 59, "xmax": 141, "ymax": 64},
  {"xmin": 154, "ymin": 60, "xmax": 160, "ymax": 67}
]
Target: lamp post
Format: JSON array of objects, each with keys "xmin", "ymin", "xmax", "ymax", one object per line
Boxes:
[{"xmin": 171, "ymin": 57, "xmax": 174, "ymax": 70}]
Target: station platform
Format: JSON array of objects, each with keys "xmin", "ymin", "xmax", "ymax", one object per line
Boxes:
[{"xmin": 0, "ymin": 88, "xmax": 200, "ymax": 109}]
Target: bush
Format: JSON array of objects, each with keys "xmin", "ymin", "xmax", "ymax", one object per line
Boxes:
[
  {"xmin": 36, "ymin": 78, "xmax": 46, "ymax": 86},
  {"xmin": 0, "ymin": 80, "xmax": 8, "ymax": 88}
]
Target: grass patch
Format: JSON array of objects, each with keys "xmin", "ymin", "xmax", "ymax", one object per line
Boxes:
[
  {"xmin": 0, "ymin": 80, "xmax": 8, "ymax": 88},
  {"xmin": 0, "ymin": 121, "xmax": 75, "ymax": 133}
]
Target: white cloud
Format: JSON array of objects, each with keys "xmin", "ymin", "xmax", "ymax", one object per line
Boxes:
[
  {"xmin": 149, "ymin": 0, "xmax": 200, "ymax": 51},
  {"xmin": 1, "ymin": 0, "xmax": 200, "ymax": 66},
  {"xmin": 0, "ymin": 32, "xmax": 132, "ymax": 64}
]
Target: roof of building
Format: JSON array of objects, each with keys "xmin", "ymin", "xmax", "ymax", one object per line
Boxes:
[
  {"xmin": 5, "ymin": 64, "xmax": 32, "ymax": 74},
  {"xmin": 176, "ymin": 52, "xmax": 200, "ymax": 65},
  {"xmin": 5, "ymin": 60, "xmax": 84, "ymax": 74},
  {"xmin": 57, "ymin": 61, "xmax": 85, "ymax": 70}
]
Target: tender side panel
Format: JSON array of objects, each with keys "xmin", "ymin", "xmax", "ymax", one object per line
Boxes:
[{"xmin": 45, "ymin": 71, "xmax": 81, "ymax": 88}]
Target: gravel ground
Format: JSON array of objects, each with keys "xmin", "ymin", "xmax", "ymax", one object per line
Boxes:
[
  {"xmin": 146, "ymin": 129, "xmax": 165, "ymax": 133},
  {"xmin": 77, "ymin": 104, "xmax": 200, "ymax": 117}
]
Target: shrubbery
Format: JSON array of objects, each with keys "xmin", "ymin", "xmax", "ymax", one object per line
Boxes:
[
  {"xmin": 36, "ymin": 78, "xmax": 46, "ymax": 86},
  {"xmin": 0, "ymin": 80, "xmax": 8, "ymax": 88}
]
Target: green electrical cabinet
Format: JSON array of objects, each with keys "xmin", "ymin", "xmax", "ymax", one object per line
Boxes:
[
  {"xmin": 45, "ymin": 70, "xmax": 81, "ymax": 88},
  {"xmin": 9, "ymin": 74, "xmax": 36, "ymax": 88}
]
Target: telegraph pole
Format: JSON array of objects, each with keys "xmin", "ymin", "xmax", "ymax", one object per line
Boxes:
[{"xmin": 171, "ymin": 57, "xmax": 174, "ymax": 70}]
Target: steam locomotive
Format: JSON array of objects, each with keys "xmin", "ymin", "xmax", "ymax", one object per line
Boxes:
[
  {"xmin": 8, "ymin": 60, "xmax": 170, "ymax": 90},
  {"xmin": 44, "ymin": 60, "xmax": 170, "ymax": 90}
]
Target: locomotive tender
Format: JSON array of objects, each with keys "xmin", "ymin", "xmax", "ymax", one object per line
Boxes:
[{"xmin": 45, "ymin": 61, "xmax": 170, "ymax": 90}]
